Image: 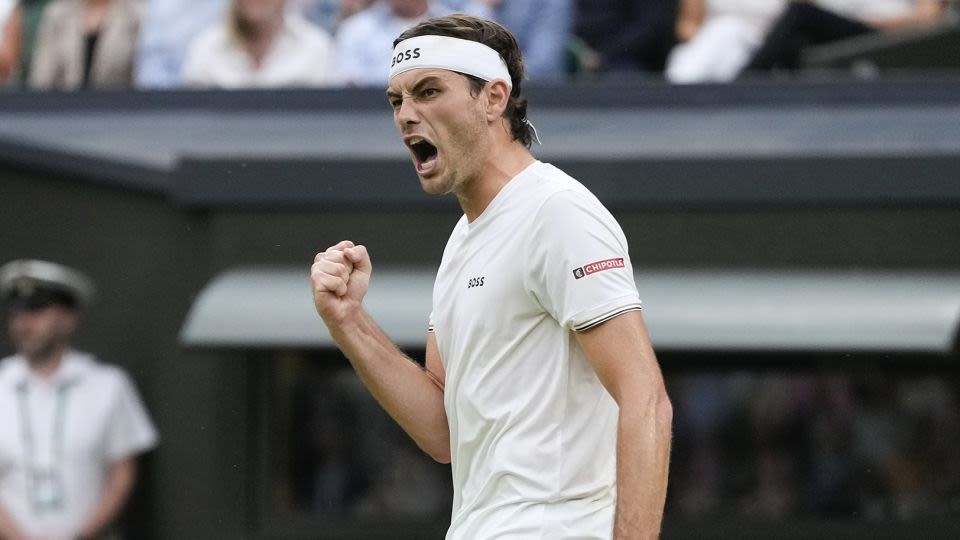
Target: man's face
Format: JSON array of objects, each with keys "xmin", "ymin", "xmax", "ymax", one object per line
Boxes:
[
  {"xmin": 387, "ymin": 69, "xmax": 489, "ymax": 196},
  {"xmin": 235, "ymin": 0, "xmax": 285, "ymax": 26},
  {"xmin": 387, "ymin": 0, "xmax": 428, "ymax": 19},
  {"xmin": 8, "ymin": 305, "xmax": 76, "ymax": 361}
]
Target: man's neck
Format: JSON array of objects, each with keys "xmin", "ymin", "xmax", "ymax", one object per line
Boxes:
[
  {"xmin": 240, "ymin": 16, "xmax": 284, "ymax": 67},
  {"xmin": 458, "ymin": 141, "xmax": 535, "ymax": 223},
  {"xmin": 27, "ymin": 347, "xmax": 68, "ymax": 380}
]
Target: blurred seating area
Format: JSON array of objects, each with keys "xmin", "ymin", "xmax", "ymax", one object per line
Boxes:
[
  {"xmin": 2, "ymin": 4, "xmax": 960, "ymax": 540},
  {"xmin": 668, "ymin": 370, "xmax": 960, "ymax": 521},
  {"xmin": 0, "ymin": 0, "xmax": 957, "ymax": 91},
  {"xmin": 271, "ymin": 359, "xmax": 960, "ymax": 525}
]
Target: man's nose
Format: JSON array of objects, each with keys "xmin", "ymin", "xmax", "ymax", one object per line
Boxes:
[{"xmin": 396, "ymin": 98, "xmax": 420, "ymax": 125}]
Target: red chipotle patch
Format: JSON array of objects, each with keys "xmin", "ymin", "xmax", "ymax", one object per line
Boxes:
[{"xmin": 572, "ymin": 257, "xmax": 624, "ymax": 279}]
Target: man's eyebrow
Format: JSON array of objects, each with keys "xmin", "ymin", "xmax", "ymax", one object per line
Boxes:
[
  {"xmin": 410, "ymin": 76, "xmax": 442, "ymax": 94},
  {"xmin": 386, "ymin": 75, "xmax": 444, "ymax": 100}
]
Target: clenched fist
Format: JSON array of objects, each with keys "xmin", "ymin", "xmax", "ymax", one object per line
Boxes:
[{"xmin": 311, "ymin": 240, "xmax": 372, "ymax": 325}]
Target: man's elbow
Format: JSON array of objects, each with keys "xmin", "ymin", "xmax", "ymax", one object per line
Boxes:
[
  {"xmin": 431, "ymin": 450, "xmax": 452, "ymax": 464},
  {"xmin": 656, "ymin": 385, "xmax": 673, "ymax": 431},
  {"xmin": 414, "ymin": 433, "xmax": 451, "ymax": 464},
  {"xmin": 425, "ymin": 444, "xmax": 451, "ymax": 464}
]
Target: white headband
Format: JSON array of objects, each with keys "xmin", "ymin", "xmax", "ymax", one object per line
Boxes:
[{"xmin": 388, "ymin": 35, "xmax": 513, "ymax": 90}]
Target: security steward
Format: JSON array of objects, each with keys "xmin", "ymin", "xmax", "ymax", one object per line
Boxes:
[{"xmin": 0, "ymin": 260, "xmax": 157, "ymax": 540}]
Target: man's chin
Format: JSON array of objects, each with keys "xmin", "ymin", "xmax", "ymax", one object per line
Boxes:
[
  {"xmin": 20, "ymin": 348, "xmax": 44, "ymax": 361},
  {"xmin": 418, "ymin": 174, "xmax": 451, "ymax": 196},
  {"xmin": 19, "ymin": 341, "xmax": 63, "ymax": 361}
]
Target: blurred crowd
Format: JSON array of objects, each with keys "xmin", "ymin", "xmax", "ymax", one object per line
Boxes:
[
  {"xmin": 668, "ymin": 371, "xmax": 960, "ymax": 520},
  {"xmin": 281, "ymin": 363, "xmax": 960, "ymax": 522},
  {"xmin": 0, "ymin": 0, "xmax": 954, "ymax": 91}
]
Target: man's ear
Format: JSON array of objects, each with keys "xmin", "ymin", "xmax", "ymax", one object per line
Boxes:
[{"xmin": 484, "ymin": 79, "xmax": 510, "ymax": 121}]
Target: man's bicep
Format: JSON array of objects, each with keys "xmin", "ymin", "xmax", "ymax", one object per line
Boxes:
[
  {"xmin": 575, "ymin": 310, "xmax": 662, "ymax": 404},
  {"xmin": 529, "ymin": 189, "xmax": 639, "ymax": 329},
  {"xmin": 424, "ymin": 332, "xmax": 445, "ymax": 391}
]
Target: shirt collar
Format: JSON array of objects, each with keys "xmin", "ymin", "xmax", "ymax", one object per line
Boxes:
[
  {"xmin": 55, "ymin": 350, "xmax": 95, "ymax": 385},
  {"xmin": 0, "ymin": 355, "xmax": 30, "ymax": 388},
  {"xmin": 0, "ymin": 350, "xmax": 95, "ymax": 389}
]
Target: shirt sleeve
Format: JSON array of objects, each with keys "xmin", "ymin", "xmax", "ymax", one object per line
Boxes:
[
  {"xmin": 180, "ymin": 34, "xmax": 213, "ymax": 88},
  {"xmin": 134, "ymin": 8, "xmax": 176, "ymax": 88},
  {"xmin": 104, "ymin": 371, "xmax": 159, "ymax": 461},
  {"xmin": 527, "ymin": 188, "xmax": 641, "ymax": 332},
  {"xmin": 333, "ymin": 17, "xmax": 375, "ymax": 86}
]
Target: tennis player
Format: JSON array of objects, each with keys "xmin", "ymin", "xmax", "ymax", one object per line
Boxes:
[{"xmin": 312, "ymin": 14, "xmax": 672, "ymax": 539}]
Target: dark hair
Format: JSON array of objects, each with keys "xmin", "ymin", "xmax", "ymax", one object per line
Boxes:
[
  {"xmin": 394, "ymin": 14, "xmax": 533, "ymax": 148},
  {"xmin": 4, "ymin": 286, "xmax": 78, "ymax": 312}
]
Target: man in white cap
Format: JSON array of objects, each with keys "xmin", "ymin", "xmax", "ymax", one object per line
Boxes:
[
  {"xmin": 0, "ymin": 260, "xmax": 157, "ymax": 540},
  {"xmin": 311, "ymin": 14, "xmax": 672, "ymax": 539}
]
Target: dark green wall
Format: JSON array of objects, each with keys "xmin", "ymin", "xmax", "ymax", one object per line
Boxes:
[
  {"xmin": 205, "ymin": 207, "xmax": 960, "ymax": 271},
  {"xmin": 0, "ymin": 171, "xmax": 248, "ymax": 540},
  {"xmin": 1, "ymin": 167, "xmax": 958, "ymax": 539}
]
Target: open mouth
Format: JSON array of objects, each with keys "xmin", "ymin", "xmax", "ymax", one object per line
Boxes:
[{"xmin": 407, "ymin": 136, "xmax": 439, "ymax": 173}]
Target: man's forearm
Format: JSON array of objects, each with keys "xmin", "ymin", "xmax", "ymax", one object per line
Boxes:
[
  {"xmin": 0, "ymin": 503, "xmax": 27, "ymax": 540},
  {"xmin": 77, "ymin": 457, "xmax": 137, "ymax": 540},
  {"xmin": 613, "ymin": 390, "xmax": 673, "ymax": 539},
  {"xmin": 313, "ymin": 242, "xmax": 449, "ymax": 461},
  {"xmin": 867, "ymin": 0, "xmax": 944, "ymax": 30},
  {"xmin": 328, "ymin": 308, "xmax": 450, "ymax": 461}
]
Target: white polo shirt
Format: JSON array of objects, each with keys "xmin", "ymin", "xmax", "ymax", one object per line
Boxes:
[
  {"xmin": 430, "ymin": 161, "xmax": 642, "ymax": 539},
  {"xmin": 0, "ymin": 350, "xmax": 158, "ymax": 537},
  {"xmin": 0, "ymin": 0, "xmax": 14, "ymax": 30},
  {"xmin": 815, "ymin": 0, "xmax": 916, "ymax": 20},
  {"xmin": 182, "ymin": 14, "xmax": 335, "ymax": 88}
]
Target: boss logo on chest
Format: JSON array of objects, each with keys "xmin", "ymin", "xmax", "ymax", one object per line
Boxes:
[
  {"xmin": 467, "ymin": 276, "xmax": 485, "ymax": 289},
  {"xmin": 391, "ymin": 47, "xmax": 421, "ymax": 67}
]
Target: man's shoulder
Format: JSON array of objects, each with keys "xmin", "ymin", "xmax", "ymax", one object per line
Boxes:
[
  {"xmin": 286, "ymin": 14, "xmax": 333, "ymax": 47},
  {"xmin": 0, "ymin": 355, "xmax": 28, "ymax": 390},
  {"xmin": 426, "ymin": 2, "xmax": 456, "ymax": 17},
  {"xmin": 521, "ymin": 163, "xmax": 617, "ymax": 229},
  {"xmin": 529, "ymin": 161, "xmax": 582, "ymax": 188},
  {"xmin": 41, "ymin": 0, "xmax": 75, "ymax": 19},
  {"xmin": 337, "ymin": 3, "xmax": 389, "ymax": 37},
  {"xmin": 520, "ymin": 161, "xmax": 593, "ymax": 208},
  {"xmin": 0, "ymin": 354, "xmax": 21, "ymax": 377},
  {"xmin": 66, "ymin": 351, "xmax": 131, "ymax": 387},
  {"xmin": 182, "ymin": 23, "xmax": 232, "ymax": 72},
  {"xmin": 114, "ymin": 0, "xmax": 143, "ymax": 18},
  {"xmin": 191, "ymin": 23, "xmax": 230, "ymax": 52}
]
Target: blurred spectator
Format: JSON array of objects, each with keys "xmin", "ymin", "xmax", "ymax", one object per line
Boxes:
[
  {"xmin": 29, "ymin": 0, "xmax": 141, "ymax": 90},
  {"xmin": 182, "ymin": 0, "xmax": 335, "ymax": 89},
  {"xmin": 0, "ymin": 0, "xmax": 12, "ymax": 24},
  {"xmin": 742, "ymin": 0, "xmax": 947, "ymax": 73},
  {"xmin": 293, "ymin": 0, "xmax": 374, "ymax": 33},
  {"xmin": 334, "ymin": 0, "xmax": 453, "ymax": 86},
  {"xmin": 446, "ymin": 0, "xmax": 572, "ymax": 81},
  {"xmin": 135, "ymin": 0, "xmax": 226, "ymax": 89},
  {"xmin": 574, "ymin": 0, "xmax": 678, "ymax": 75},
  {"xmin": 666, "ymin": 0, "xmax": 785, "ymax": 83},
  {"xmin": 0, "ymin": 0, "xmax": 18, "ymax": 82},
  {"xmin": 0, "ymin": 0, "xmax": 55, "ymax": 87},
  {"xmin": 665, "ymin": 370, "xmax": 960, "ymax": 521},
  {"xmin": 0, "ymin": 260, "xmax": 158, "ymax": 540}
]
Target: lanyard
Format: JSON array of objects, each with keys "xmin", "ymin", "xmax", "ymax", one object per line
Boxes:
[{"xmin": 16, "ymin": 381, "xmax": 71, "ymax": 513}]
